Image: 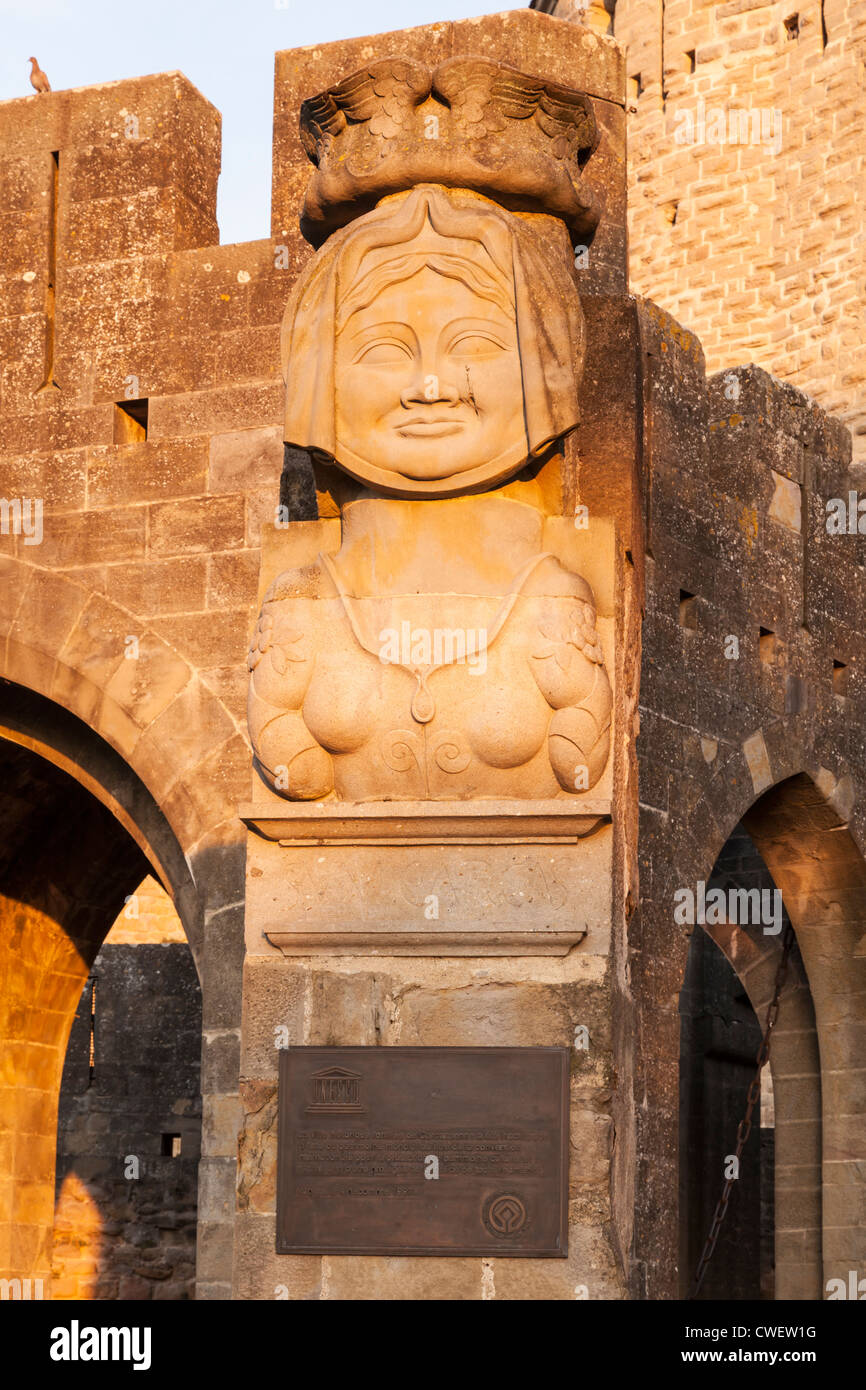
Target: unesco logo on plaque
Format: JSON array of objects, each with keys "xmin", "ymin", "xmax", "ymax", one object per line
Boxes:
[
  {"xmin": 305, "ymin": 1066, "xmax": 365, "ymax": 1114},
  {"xmin": 484, "ymin": 1193, "xmax": 528, "ymax": 1238}
]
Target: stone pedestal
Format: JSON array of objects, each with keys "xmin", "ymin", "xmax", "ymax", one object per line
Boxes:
[{"xmin": 234, "ymin": 13, "xmax": 635, "ymax": 1301}]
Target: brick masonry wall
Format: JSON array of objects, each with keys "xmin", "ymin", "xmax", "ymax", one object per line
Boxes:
[{"xmin": 605, "ymin": 0, "xmax": 866, "ymax": 465}]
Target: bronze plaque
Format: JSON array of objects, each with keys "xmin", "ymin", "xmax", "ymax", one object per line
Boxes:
[{"xmin": 277, "ymin": 1046, "xmax": 569, "ymax": 1257}]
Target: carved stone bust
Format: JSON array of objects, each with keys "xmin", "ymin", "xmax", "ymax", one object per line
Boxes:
[{"xmin": 248, "ymin": 62, "xmax": 612, "ymax": 804}]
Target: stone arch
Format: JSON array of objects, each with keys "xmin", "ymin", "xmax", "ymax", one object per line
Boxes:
[
  {"xmin": 0, "ymin": 556, "xmax": 250, "ymax": 872},
  {"xmin": 635, "ymin": 745, "xmax": 866, "ymax": 1300},
  {"xmin": 0, "ymin": 729, "xmax": 156, "ymax": 1291},
  {"xmin": 684, "ymin": 857, "xmax": 822, "ymax": 1300},
  {"xmin": 743, "ymin": 774, "xmax": 866, "ymax": 1296},
  {"xmin": 0, "ymin": 678, "xmax": 200, "ymax": 957},
  {"xmin": 0, "ymin": 563, "xmax": 252, "ymax": 1296}
]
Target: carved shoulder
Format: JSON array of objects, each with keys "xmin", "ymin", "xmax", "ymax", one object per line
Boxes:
[
  {"xmin": 528, "ymin": 587, "xmax": 609, "ymax": 719},
  {"xmin": 522, "ymin": 554, "xmax": 596, "ymax": 605},
  {"xmin": 264, "ymin": 558, "xmax": 339, "ymax": 603}
]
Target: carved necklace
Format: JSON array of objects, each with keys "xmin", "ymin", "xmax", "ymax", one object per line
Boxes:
[{"xmin": 319, "ymin": 550, "xmax": 553, "ymax": 725}]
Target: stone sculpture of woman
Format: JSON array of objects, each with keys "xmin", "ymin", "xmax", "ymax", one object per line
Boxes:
[{"xmin": 248, "ymin": 62, "xmax": 612, "ymax": 804}]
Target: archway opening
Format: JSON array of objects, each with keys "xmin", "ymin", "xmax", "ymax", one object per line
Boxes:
[
  {"xmin": 678, "ymin": 816, "xmax": 822, "ymax": 1300},
  {"xmin": 678, "ymin": 825, "xmax": 780, "ymax": 1298},
  {"xmin": 0, "ymin": 727, "xmax": 201, "ymax": 1298},
  {"xmin": 52, "ymin": 876, "xmax": 202, "ymax": 1300}
]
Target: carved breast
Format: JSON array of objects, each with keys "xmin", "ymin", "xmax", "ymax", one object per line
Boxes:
[
  {"xmin": 299, "ymin": 595, "xmax": 558, "ymax": 800},
  {"xmin": 249, "ymin": 547, "xmax": 611, "ymax": 803}
]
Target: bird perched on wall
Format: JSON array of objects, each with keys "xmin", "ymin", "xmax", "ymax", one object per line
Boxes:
[{"xmin": 28, "ymin": 57, "xmax": 51, "ymax": 93}]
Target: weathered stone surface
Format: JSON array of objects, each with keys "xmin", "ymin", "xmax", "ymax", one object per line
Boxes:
[
  {"xmin": 1, "ymin": 4, "xmax": 864, "ymax": 1308},
  {"xmin": 612, "ymin": 0, "xmax": 866, "ymax": 464},
  {"xmin": 232, "ymin": 1213, "xmax": 322, "ymax": 1301}
]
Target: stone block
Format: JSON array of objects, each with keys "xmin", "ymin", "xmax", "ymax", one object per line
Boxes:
[
  {"xmin": 232, "ymin": 1213, "xmax": 322, "ymax": 1301},
  {"xmin": 490, "ymin": 1218, "xmax": 624, "ymax": 1299},
  {"xmin": 196, "ymin": 1156, "xmax": 237, "ymax": 1224},
  {"xmin": 239, "ymin": 957, "xmax": 307, "ymax": 1081},
  {"xmin": 208, "ymin": 425, "xmax": 283, "ymax": 494},
  {"xmin": 202, "ymin": 1030, "xmax": 241, "ymax": 1095},
  {"xmin": 148, "ymin": 495, "xmax": 246, "ymax": 556},
  {"xmin": 87, "ymin": 438, "xmax": 209, "ymax": 508}
]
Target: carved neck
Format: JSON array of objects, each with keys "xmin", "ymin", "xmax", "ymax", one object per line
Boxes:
[{"xmin": 336, "ymin": 493, "xmax": 546, "ymax": 595}]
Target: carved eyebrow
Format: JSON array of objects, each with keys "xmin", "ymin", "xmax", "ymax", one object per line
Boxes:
[
  {"xmin": 346, "ymin": 321, "xmax": 416, "ymax": 345},
  {"xmin": 441, "ymin": 317, "xmax": 513, "ymax": 348},
  {"xmin": 441, "ymin": 314, "xmax": 512, "ymax": 332}
]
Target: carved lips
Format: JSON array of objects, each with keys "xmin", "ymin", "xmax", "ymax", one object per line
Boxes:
[{"xmin": 397, "ymin": 417, "xmax": 464, "ymax": 437}]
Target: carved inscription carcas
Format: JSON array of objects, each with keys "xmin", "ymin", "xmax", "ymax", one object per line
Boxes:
[{"xmin": 276, "ymin": 1046, "xmax": 569, "ymax": 1256}]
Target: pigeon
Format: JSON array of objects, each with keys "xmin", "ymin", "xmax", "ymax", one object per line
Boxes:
[{"xmin": 28, "ymin": 57, "xmax": 51, "ymax": 94}]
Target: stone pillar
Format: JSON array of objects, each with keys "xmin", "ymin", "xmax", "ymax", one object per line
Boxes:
[{"xmin": 235, "ymin": 12, "xmax": 641, "ymax": 1301}]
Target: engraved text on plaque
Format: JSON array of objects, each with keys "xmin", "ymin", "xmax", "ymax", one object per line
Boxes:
[{"xmin": 276, "ymin": 1046, "xmax": 569, "ymax": 1257}]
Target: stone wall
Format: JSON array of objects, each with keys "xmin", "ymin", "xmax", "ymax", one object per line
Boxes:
[
  {"xmin": 0, "ymin": 7, "xmax": 641, "ymax": 1303},
  {"xmin": 0, "ymin": 68, "xmax": 275, "ymax": 1296},
  {"xmin": 53, "ymin": 938, "xmax": 201, "ymax": 1300},
  {"xmin": 2, "ymin": 6, "xmax": 865, "ymax": 1300},
  {"xmin": 631, "ymin": 303, "xmax": 866, "ymax": 1298},
  {"xmin": 105, "ymin": 875, "xmax": 187, "ymax": 946},
  {"xmin": 561, "ymin": 0, "xmax": 866, "ymax": 465}
]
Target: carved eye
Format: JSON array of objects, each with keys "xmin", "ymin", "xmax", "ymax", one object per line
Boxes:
[
  {"xmin": 448, "ymin": 332, "xmax": 508, "ymax": 358},
  {"xmin": 354, "ymin": 338, "xmax": 414, "ymax": 366}
]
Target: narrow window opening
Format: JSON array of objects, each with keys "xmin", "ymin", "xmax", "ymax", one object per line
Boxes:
[
  {"xmin": 161, "ymin": 1133, "xmax": 182, "ymax": 1158},
  {"xmin": 784, "ymin": 13, "xmax": 800, "ymax": 39},
  {"xmin": 114, "ymin": 398, "xmax": 149, "ymax": 443},
  {"xmin": 785, "ymin": 674, "xmax": 805, "ymax": 715},
  {"xmin": 679, "ymin": 589, "xmax": 699, "ymax": 630},
  {"xmin": 37, "ymin": 150, "xmax": 60, "ymax": 394},
  {"xmin": 685, "ymin": 49, "xmax": 696, "ymax": 74},
  {"xmin": 820, "ymin": 0, "xmax": 828, "ymax": 48},
  {"xmin": 628, "ymin": 72, "xmax": 643, "ymax": 101},
  {"xmin": 87, "ymin": 976, "xmax": 97, "ymax": 1088},
  {"xmin": 661, "ymin": 0, "xmax": 666, "ymax": 108},
  {"xmin": 833, "ymin": 659, "xmax": 848, "ymax": 697},
  {"xmin": 759, "ymin": 627, "xmax": 777, "ymax": 665}
]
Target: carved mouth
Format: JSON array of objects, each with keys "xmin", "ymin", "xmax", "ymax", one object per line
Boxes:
[{"xmin": 397, "ymin": 419, "xmax": 465, "ymax": 438}]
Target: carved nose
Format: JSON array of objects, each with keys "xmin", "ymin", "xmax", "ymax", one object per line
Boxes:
[{"xmin": 400, "ymin": 369, "xmax": 459, "ymax": 408}]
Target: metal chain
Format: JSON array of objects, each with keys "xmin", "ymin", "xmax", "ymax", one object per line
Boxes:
[{"xmin": 689, "ymin": 921, "xmax": 796, "ymax": 1299}]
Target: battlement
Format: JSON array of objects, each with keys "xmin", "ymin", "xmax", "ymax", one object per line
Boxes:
[{"xmin": 0, "ymin": 71, "xmax": 220, "ymax": 258}]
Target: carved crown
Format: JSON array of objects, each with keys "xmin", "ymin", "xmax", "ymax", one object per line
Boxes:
[{"xmin": 298, "ymin": 56, "xmax": 601, "ymax": 247}]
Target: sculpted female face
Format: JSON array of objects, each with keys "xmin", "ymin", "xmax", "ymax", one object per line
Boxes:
[
  {"xmin": 334, "ymin": 258, "xmax": 527, "ymax": 488},
  {"xmin": 281, "ymin": 187, "xmax": 585, "ymax": 497}
]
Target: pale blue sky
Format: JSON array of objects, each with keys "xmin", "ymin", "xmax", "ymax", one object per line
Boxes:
[{"xmin": 0, "ymin": 0, "xmax": 525, "ymax": 246}]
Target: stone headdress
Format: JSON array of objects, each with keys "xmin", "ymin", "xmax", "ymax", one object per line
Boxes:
[{"xmin": 280, "ymin": 56, "xmax": 601, "ymax": 496}]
